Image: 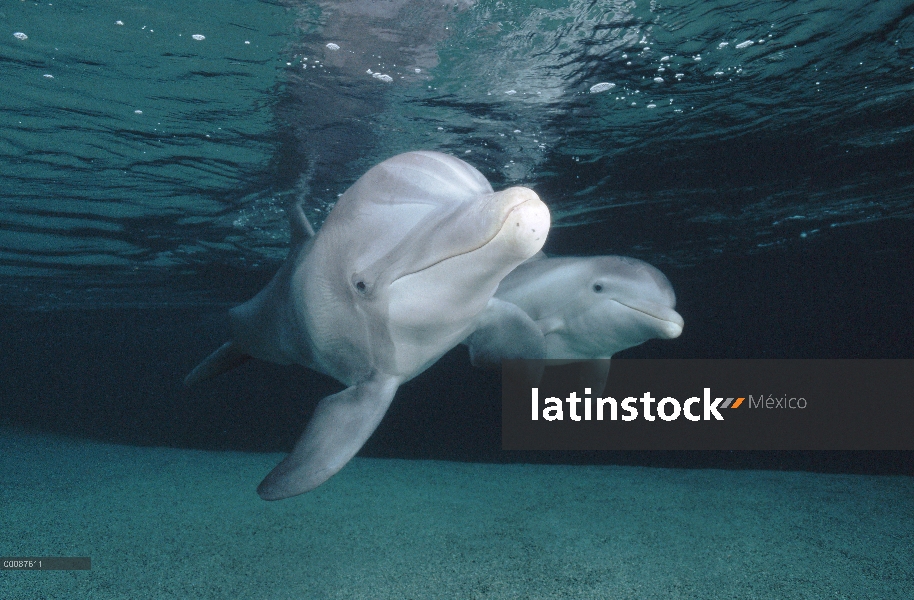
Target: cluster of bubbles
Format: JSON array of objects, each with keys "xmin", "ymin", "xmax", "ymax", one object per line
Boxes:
[{"xmin": 578, "ymin": 30, "xmax": 777, "ymax": 115}]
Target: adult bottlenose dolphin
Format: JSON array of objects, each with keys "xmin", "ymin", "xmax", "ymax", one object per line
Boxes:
[
  {"xmin": 465, "ymin": 254, "xmax": 684, "ymax": 393},
  {"xmin": 186, "ymin": 151, "xmax": 550, "ymax": 499}
]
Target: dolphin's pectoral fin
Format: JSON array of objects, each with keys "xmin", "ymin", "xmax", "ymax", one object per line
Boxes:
[
  {"xmin": 257, "ymin": 374, "xmax": 400, "ymax": 500},
  {"xmin": 575, "ymin": 360, "xmax": 612, "ymax": 397},
  {"xmin": 184, "ymin": 341, "xmax": 251, "ymax": 386},
  {"xmin": 465, "ymin": 298, "xmax": 546, "ymax": 367}
]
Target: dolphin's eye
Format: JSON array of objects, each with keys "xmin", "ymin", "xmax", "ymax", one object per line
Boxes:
[
  {"xmin": 592, "ymin": 283, "xmax": 603, "ymax": 293},
  {"xmin": 356, "ymin": 281, "xmax": 366, "ymax": 292}
]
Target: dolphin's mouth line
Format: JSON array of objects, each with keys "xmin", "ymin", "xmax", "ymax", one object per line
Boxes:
[
  {"xmin": 612, "ymin": 299, "xmax": 680, "ymax": 325},
  {"xmin": 393, "ymin": 198, "xmax": 532, "ymax": 282}
]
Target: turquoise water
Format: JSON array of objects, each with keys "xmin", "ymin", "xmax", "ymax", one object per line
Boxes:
[
  {"xmin": 2, "ymin": 0, "xmax": 912, "ymax": 307},
  {"xmin": 2, "ymin": 0, "xmax": 292, "ymax": 304},
  {"xmin": 3, "ymin": 430, "xmax": 913, "ymax": 599}
]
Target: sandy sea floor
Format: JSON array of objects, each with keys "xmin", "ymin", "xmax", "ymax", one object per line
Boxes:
[{"xmin": 1, "ymin": 428, "xmax": 912, "ymax": 599}]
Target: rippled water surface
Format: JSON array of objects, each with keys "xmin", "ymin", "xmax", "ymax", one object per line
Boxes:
[{"xmin": 2, "ymin": 0, "xmax": 912, "ymax": 307}]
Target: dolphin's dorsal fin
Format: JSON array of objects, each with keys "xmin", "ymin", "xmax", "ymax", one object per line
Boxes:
[{"xmin": 289, "ymin": 201, "xmax": 315, "ymax": 244}]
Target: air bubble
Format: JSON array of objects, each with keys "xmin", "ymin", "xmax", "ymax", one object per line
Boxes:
[{"xmin": 589, "ymin": 82, "xmax": 616, "ymax": 93}]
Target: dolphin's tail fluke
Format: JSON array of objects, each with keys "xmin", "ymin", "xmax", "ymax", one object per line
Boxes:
[{"xmin": 184, "ymin": 341, "xmax": 251, "ymax": 386}]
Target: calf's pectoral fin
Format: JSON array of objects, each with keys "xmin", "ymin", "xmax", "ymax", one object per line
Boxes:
[
  {"xmin": 575, "ymin": 360, "xmax": 612, "ymax": 397},
  {"xmin": 464, "ymin": 298, "xmax": 546, "ymax": 367},
  {"xmin": 465, "ymin": 298, "xmax": 547, "ymax": 388},
  {"xmin": 257, "ymin": 374, "xmax": 400, "ymax": 500},
  {"xmin": 184, "ymin": 341, "xmax": 251, "ymax": 386}
]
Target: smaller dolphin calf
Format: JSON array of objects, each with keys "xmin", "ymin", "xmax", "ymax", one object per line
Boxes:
[{"xmin": 465, "ymin": 253, "xmax": 684, "ymax": 393}]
